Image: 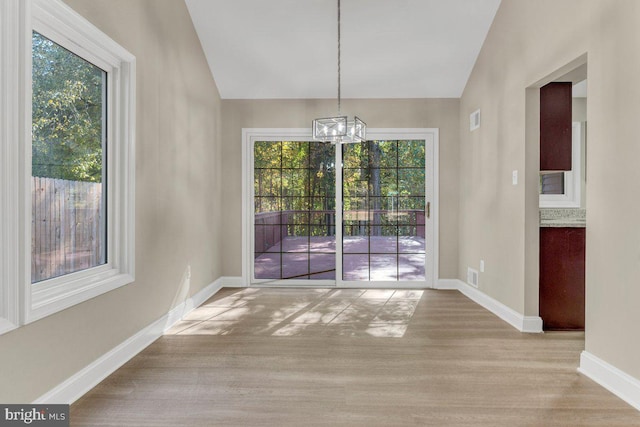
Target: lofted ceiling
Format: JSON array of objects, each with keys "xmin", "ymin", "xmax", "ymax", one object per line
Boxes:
[{"xmin": 185, "ymin": 0, "xmax": 502, "ymax": 99}]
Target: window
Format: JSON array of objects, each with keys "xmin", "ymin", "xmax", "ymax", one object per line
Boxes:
[
  {"xmin": 539, "ymin": 122, "xmax": 582, "ymax": 208},
  {"xmin": 0, "ymin": 0, "xmax": 135, "ymax": 328},
  {"xmin": 31, "ymin": 31, "xmax": 108, "ymax": 283}
]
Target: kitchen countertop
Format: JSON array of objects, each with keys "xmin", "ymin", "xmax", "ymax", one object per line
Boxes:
[{"xmin": 540, "ymin": 208, "xmax": 586, "ymax": 228}]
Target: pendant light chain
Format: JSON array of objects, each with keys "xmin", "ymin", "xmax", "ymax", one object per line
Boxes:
[
  {"xmin": 337, "ymin": 0, "xmax": 341, "ymax": 114},
  {"xmin": 311, "ymin": 0, "xmax": 366, "ymax": 143}
]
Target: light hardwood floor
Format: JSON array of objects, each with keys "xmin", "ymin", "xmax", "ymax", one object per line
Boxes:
[{"xmin": 71, "ymin": 288, "xmax": 640, "ymax": 426}]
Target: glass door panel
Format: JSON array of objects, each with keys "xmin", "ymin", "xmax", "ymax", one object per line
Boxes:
[
  {"xmin": 342, "ymin": 140, "xmax": 426, "ymax": 281},
  {"xmin": 254, "ymin": 141, "xmax": 335, "ymax": 281}
]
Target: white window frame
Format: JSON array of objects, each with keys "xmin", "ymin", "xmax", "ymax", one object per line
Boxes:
[
  {"xmin": 0, "ymin": 0, "xmax": 136, "ymax": 327},
  {"xmin": 0, "ymin": 0, "xmax": 26, "ymax": 334},
  {"xmin": 539, "ymin": 122, "xmax": 582, "ymax": 208}
]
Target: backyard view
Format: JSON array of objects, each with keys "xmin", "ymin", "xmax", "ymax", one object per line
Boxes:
[
  {"xmin": 31, "ymin": 31, "xmax": 106, "ymax": 283},
  {"xmin": 254, "ymin": 139, "xmax": 426, "ymax": 282},
  {"xmin": 254, "ymin": 141, "xmax": 336, "ymax": 280}
]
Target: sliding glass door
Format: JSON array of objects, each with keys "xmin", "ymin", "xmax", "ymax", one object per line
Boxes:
[
  {"xmin": 254, "ymin": 141, "xmax": 336, "ymax": 281},
  {"xmin": 249, "ymin": 130, "xmax": 435, "ymax": 287},
  {"xmin": 342, "ymin": 140, "xmax": 426, "ymax": 281}
]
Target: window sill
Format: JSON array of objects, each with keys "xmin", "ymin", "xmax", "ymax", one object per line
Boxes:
[{"xmin": 27, "ymin": 270, "xmax": 134, "ymax": 323}]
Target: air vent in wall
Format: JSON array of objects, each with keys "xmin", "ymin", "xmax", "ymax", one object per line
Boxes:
[
  {"xmin": 467, "ymin": 267, "xmax": 479, "ymax": 288},
  {"xmin": 470, "ymin": 109, "xmax": 481, "ymax": 131}
]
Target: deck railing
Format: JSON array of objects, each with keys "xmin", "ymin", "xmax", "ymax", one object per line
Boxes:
[{"xmin": 254, "ymin": 209, "xmax": 425, "ymax": 254}]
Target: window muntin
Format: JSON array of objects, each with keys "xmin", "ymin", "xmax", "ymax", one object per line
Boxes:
[
  {"xmin": 342, "ymin": 140, "xmax": 426, "ymax": 281},
  {"xmin": 253, "ymin": 141, "xmax": 336, "ymax": 280},
  {"xmin": 31, "ymin": 31, "xmax": 107, "ymax": 283}
]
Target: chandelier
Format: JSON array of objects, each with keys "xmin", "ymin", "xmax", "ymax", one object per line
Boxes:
[{"xmin": 312, "ymin": 0, "xmax": 366, "ymax": 144}]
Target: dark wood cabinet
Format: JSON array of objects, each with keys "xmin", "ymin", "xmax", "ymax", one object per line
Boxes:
[
  {"xmin": 540, "ymin": 82, "xmax": 572, "ymax": 171},
  {"xmin": 539, "ymin": 227, "xmax": 585, "ymax": 330}
]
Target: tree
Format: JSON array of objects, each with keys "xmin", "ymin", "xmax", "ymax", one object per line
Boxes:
[{"xmin": 32, "ymin": 32, "xmax": 105, "ymax": 182}]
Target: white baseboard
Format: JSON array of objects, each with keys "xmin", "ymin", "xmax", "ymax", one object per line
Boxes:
[
  {"xmin": 445, "ymin": 279, "xmax": 543, "ymax": 333},
  {"xmin": 220, "ymin": 276, "xmax": 245, "ymax": 287},
  {"xmin": 579, "ymin": 351, "xmax": 640, "ymax": 411},
  {"xmin": 521, "ymin": 315, "xmax": 543, "ymax": 333},
  {"xmin": 34, "ymin": 277, "xmax": 225, "ymax": 405},
  {"xmin": 435, "ymin": 279, "xmax": 461, "ymax": 290}
]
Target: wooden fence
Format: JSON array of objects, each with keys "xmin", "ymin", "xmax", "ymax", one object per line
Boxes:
[{"xmin": 32, "ymin": 176, "xmax": 104, "ymax": 283}]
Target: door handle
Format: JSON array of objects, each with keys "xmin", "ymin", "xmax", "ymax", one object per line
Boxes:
[{"xmin": 427, "ymin": 202, "xmax": 430, "ymax": 219}]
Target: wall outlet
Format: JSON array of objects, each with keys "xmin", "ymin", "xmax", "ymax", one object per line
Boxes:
[
  {"xmin": 480, "ymin": 260, "xmax": 485, "ymax": 273},
  {"xmin": 512, "ymin": 170, "xmax": 518, "ymax": 185},
  {"xmin": 467, "ymin": 267, "xmax": 479, "ymax": 288}
]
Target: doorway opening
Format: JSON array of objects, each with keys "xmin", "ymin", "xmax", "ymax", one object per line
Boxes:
[{"xmin": 524, "ymin": 56, "xmax": 587, "ymax": 332}]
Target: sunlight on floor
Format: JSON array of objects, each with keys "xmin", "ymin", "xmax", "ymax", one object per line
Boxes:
[{"xmin": 164, "ymin": 288, "xmax": 424, "ymax": 338}]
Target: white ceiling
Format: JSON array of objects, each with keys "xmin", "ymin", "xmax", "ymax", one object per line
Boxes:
[{"xmin": 185, "ymin": 0, "xmax": 502, "ymax": 99}]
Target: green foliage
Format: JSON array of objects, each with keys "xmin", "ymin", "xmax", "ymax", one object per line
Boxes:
[
  {"xmin": 254, "ymin": 140, "xmax": 426, "ymax": 238},
  {"xmin": 32, "ymin": 32, "xmax": 105, "ymax": 182},
  {"xmin": 342, "ymin": 140, "xmax": 425, "ymax": 210},
  {"xmin": 254, "ymin": 141, "xmax": 336, "ymax": 214}
]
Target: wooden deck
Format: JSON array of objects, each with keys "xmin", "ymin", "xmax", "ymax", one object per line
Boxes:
[
  {"xmin": 255, "ymin": 236, "xmax": 426, "ymax": 280},
  {"xmin": 71, "ymin": 287, "xmax": 640, "ymax": 426}
]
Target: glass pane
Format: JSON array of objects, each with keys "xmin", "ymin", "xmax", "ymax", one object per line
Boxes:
[
  {"xmin": 254, "ymin": 141, "xmax": 281, "ymax": 168},
  {"xmin": 254, "ymin": 141, "xmax": 335, "ymax": 281},
  {"xmin": 282, "ymin": 196, "xmax": 309, "ymax": 211},
  {"xmin": 342, "ymin": 168, "xmax": 367, "ymax": 198},
  {"xmin": 343, "ymin": 228, "xmax": 368, "ymax": 253},
  {"xmin": 399, "ymin": 236, "xmax": 425, "ymax": 254},
  {"xmin": 398, "ymin": 169, "xmax": 425, "ymax": 196},
  {"xmin": 343, "ymin": 254, "xmax": 369, "ymax": 281},
  {"xmin": 370, "ymin": 140, "xmax": 397, "ymax": 168},
  {"xmin": 255, "ymin": 196, "xmax": 280, "ymax": 213},
  {"xmin": 342, "ymin": 143, "xmax": 366, "ymax": 169},
  {"xmin": 310, "ymin": 253, "xmax": 335, "ymax": 279},
  {"xmin": 342, "ymin": 140, "xmax": 426, "ymax": 282},
  {"xmin": 282, "ymin": 141, "xmax": 309, "ymax": 168},
  {"xmin": 31, "ymin": 32, "xmax": 107, "ymax": 283},
  {"xmin": 309, "ymin": 212, "xmax": 332, "ymax": 226},
  {"xmin": 369, "ymin": 231, "xmax": 397, "ymax": 253},
  {"xmin": 399, "ymin": 254, "xmax": 425, "ymax": 280},
  {"xmin": 308, "ymin": 234, "xmax": 335, "ymax": 253},
  {"xmin": 255, "ymin": 253, "xmax": 281, "ymax": 279},
  {"xmin": 282, "ymin": 169, "xmax": 309, "ymax": 197},
  {"xmin": 370, "ymin": 255, "xmax": 398, "ymax": 281},
  {"xmin": 282, "ymin": 253, "xmax": 309, "ymax": 279},
  {"xmin": 398, "ymin": 140, "xmax": 425, "ymax": 168},
  {"xmin": 372, "ymin": 169, "xmax": 398, "ymax": 195},
  {"xmin": 254, "ymin": 168, "xmax": 281, "ymax": 197},
  {"xmin": 540, "ymin": 172, "xmax": 565, "ymax": 194},
  {"xmin": 254, "ymin": 225, "xmax": 282, "ymax": 254}
]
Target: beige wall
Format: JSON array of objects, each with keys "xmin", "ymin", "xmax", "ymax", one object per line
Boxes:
[
  {"xmin": 221, "ymin": 99, "xmax": 460, "ymax": 279},
  {"xmin": 0, "ymin": 0, "xmax": 223, "ymax": 402},
  {"xmin": 460, "ymin": 0, "xmax": 640, "ymax": 379}
]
